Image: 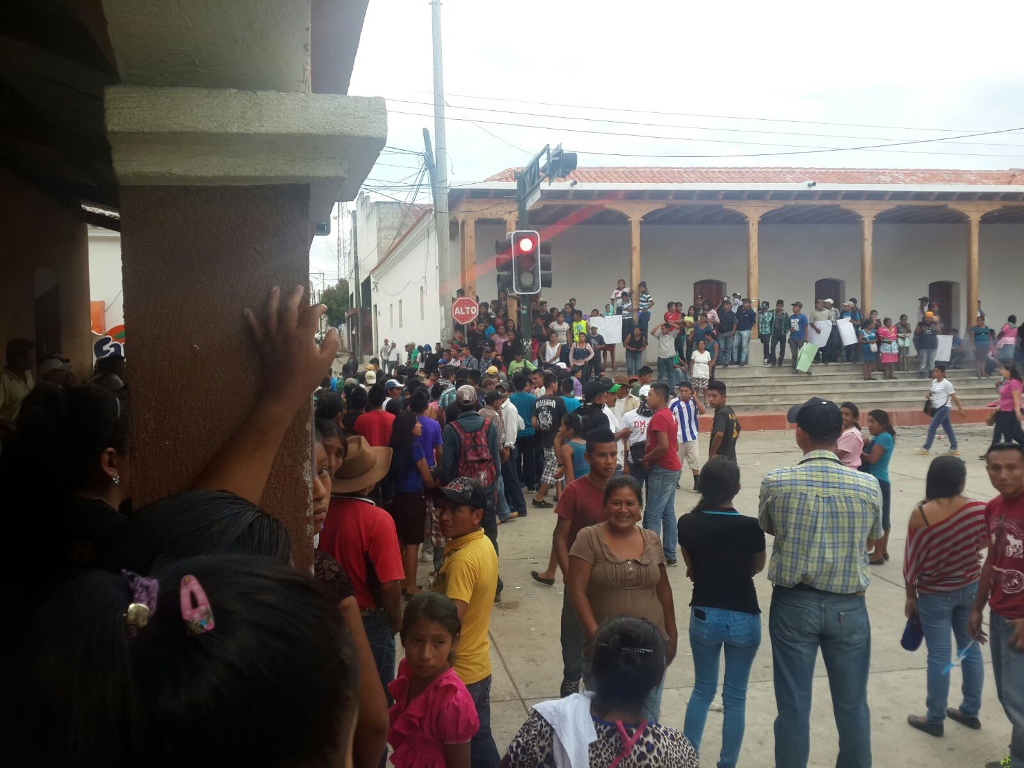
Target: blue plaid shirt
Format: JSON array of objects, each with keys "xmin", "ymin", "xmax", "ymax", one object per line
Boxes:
[{"xmin": 758, "ymin": 450, "xmax": 883, "ymax": 594}]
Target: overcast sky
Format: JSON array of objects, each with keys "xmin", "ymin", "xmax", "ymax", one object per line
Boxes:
[{"xmin": 310, "ymin": 0, "xmax": 1024, "ymax": 283}]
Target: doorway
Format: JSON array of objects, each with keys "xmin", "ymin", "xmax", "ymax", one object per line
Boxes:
[
  {"xmin": 928, "ymin": 281, "xmax": 959, "ymax": 333},
  {"xmin": 815, "ymin": 278, "xmax": 845, "ymax": 306},
  {"xmin": 694, "ymin": 280, "xmax": 725, "ymax": 313}
]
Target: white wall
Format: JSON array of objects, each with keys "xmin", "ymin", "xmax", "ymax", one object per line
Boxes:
[
  {"xmin": 470, "ymin": 219, "xmax": 1024, "ymax": 334},
  {"xmin": 370, "ymin": 217, "xmax": 443, "ymax": 355},
  {"xmin": 87, "ymin": 226, "xmax": 124, "ymax": 330}
]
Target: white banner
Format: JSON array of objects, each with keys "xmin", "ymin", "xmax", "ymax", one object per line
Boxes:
[
  {"xmin": 837, "ymin": 317, "xmax": 858, "ymax": 347},
  {"xmin": 806, "ymin": 321, "xmax": 832, "ymax": 349},
  {"xmin": 936, "ymin": 335, "xmax": 953, "ymax": 363},
  {"xmin": 588, "ymin": 315, "xmax": 623, "ymax": 345}
]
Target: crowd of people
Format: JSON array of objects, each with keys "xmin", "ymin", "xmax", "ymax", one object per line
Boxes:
[{"xmin": 0, "ymin": 279, "xmax": 1022, "ymax": 768}]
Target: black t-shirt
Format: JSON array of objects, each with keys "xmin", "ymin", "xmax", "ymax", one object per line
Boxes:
[
  {"xmin": 719, "ymin": 310, "xmax": 737, "ymax": 333},
  {"xmin": 533, "ymin": 394, "xmax": 567, "ymax": 449},
  {"xmin": 917, "ymin": 322, "xmax": 939, "ymax": 349},
  {"xmin": 677, "ymin": 510, "xmax": 765, "ymax": 614},
  {"xmin": 711, "ymin": 405, "xmax": 740, "ymax": 460}
]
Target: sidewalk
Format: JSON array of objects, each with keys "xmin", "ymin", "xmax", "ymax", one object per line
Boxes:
[{"xmin": 471, "ymin": 424, "xmax": 1008, "ymax": 767}]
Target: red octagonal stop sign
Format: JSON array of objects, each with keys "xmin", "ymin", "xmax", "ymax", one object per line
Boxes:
[{"xmin": 451, "ymin": 297, "xmax": 479, "ymax": 326}]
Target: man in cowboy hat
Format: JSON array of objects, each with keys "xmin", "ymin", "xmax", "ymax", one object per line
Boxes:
[
  {"xmin": 317, "ymin": 436, "xmax": 403, "ymax": 703},
  {"xmin": 430, "ymin": 478, "xmax": 501, "ymax": 768}
]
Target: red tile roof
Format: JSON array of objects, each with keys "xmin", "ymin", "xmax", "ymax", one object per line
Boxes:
[{"xmin": 484, "ymin": 167, "xmax": 1024, "ymax": 186}]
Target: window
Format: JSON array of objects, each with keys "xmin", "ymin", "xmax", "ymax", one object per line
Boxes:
[
  {"xmin": 399, "ymin": 300, "xmax": 404, "ymax": 328},
  {"xmin": 420, "ymin": 286, "xmax": 425, "ymax": 320}
]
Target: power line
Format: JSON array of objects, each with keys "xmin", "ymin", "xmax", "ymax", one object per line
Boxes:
[
  {"xmin": 387, "ymin": 97, "xmax": 1024, "ymax": 149},
  {"xmin": 386, "ymin": 109, "xmax": 1024, "ymax": 159}
]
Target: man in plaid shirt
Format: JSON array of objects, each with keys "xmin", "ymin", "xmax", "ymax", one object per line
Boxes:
[{"xmin": 759, "ymin": 398, "xmax": 883, "ymax": 768}]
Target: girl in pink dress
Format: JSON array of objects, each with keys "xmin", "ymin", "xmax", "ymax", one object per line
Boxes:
[
  {"xmin": 388, "ymin": 593, "xmax": 479, "ymax": 768},
  {"xmin": 878, "ymin": 317, "xmax": 899, "ymax": 379}
]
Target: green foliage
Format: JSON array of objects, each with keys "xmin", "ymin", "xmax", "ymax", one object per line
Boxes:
[{"xmin": 320, "ymin": 281, "xmax": 350, "ymax": 327}]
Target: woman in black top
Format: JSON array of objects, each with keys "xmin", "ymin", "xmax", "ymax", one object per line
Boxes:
[{"xmin": 676, "ymin": 457, "xmax": 766, "ymax": 768}]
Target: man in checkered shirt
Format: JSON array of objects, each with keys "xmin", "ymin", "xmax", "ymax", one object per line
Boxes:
[{"xmin": 758, "ymin": 397, "xmax": 882, "ymax": 768}]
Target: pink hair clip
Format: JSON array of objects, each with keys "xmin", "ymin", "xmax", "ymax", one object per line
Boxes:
[{"xmin": 179, "ymin": 575, "xmax": 215, "ymax": 635}]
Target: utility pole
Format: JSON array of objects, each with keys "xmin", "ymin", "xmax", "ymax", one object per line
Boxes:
[
  {"xmin": 430, "ymin": 0, "xmax": 453, "ymax": 341},
  {"xmin": 351, "ymin": 208, "xmax": 361, "ymax": 360}
]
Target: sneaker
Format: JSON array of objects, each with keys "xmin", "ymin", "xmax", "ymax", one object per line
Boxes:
[
  {"xmin": 531, "ymin": 498, "xmax": 553, "ymax": 508},
  {"xmin": 984, "ymin": 758, "xmax": 1011, "ymax": 768},
  {"xmin": 947, "ymin": 450, "xmax": 960, "ymax": 456},
  {"xmin": 560, "ymin": 678, "xmax": 581, "ymax": 698},
  {"xmin": 916, "ymin": 449, "xmax": 931, "ymax": 456},
  {"xmin": 666, "ymin": 559, "xmax": 678, "ymax": 567}
]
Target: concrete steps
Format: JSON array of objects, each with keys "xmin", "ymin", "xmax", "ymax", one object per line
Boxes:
[{"xmin": 696, "ymin": 363, "xmax": 999, "ymax": 414}]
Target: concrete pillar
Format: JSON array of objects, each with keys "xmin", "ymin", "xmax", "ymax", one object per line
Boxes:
[
  {"xmin": 861, "ymin": 213, "xmax": 874, "ymax": 315},
  {"xmin": 105, "ymin": 86, "xmax": 385, "ymax": 569},
  {"xmin": 629, "ymin": 215, "xmax": 642, "ymax": 309},
  {"xmin": 746, "ymin": 213, "xmax": 760, "ymax": 302},
  {"xmin": 461, "ymin": 215, "xmax": 477, "ymax": 300}
]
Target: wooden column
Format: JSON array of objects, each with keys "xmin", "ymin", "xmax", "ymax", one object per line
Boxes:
[
  {"xmin": 861, "ymin": 213, "xmax": 874, "ymax": 314},
  {"xmin": 462, "ymin": 215, "xmax": 477, "ymax": 299},
  {"xmin": 966, "ymin": 212, "xmax": 981, "ymax": 324},
  {"xmin": 746, "ymin": 213, "xmax": 760, "ymax": 302},
  {"xmin": 629, "ymin": 215, "xmax": 642, "ymax": 304}
]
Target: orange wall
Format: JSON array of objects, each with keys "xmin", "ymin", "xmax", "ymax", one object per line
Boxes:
[{"xmin": 0, "ymin": 170, "xmax": 92, "ymax": 379}]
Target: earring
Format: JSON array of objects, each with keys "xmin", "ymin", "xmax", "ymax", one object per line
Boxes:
[{"xmin": 112, "ymin": 475, "xmax": 120, "ymax": 486}]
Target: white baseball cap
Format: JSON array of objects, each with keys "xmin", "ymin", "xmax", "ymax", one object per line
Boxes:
[{"xmin": 638, "ymin": 384, "xmax": 651, "ymax": 397}]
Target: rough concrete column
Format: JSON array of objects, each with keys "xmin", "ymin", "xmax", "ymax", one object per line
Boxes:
[
  {"xmin": 629, "ymin": 215, "xmax": 642, "ymax": 309},
  {"xmin": 462, "ymin": 215, "xmax": 477, "ymax": 300},
  {"xmin": 861, "ymin": 213, "xmax": 874, "ymax": 316},
  {"xmin": 966, "ymin": 212, "xmax": 981, "ymax": 324},
  {"xmin": 746, "ymin": 213, "xmax": 760, "ymax": 303},
  {"xmin": 120, "ymin": 184, "xmax": 315, "ymax": 566}
]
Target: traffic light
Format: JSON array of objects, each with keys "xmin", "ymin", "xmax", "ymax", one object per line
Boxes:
[
  {"xmin": 495, "ymin": 230, "xmax": 551, "ymax": 295},
  {"xmin": 547, "ymin": 144, "xmax": 578, "ymax": 180}
]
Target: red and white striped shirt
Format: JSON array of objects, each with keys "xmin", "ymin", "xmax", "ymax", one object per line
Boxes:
[{"xmin": 904, "ymin": 500, "xmax": 988, "ymax": 593}]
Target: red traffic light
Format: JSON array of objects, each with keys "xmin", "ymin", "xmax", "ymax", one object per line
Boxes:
[{"xmin": 516, "ymin": 236, "xmax": 536, "ymax": 254}]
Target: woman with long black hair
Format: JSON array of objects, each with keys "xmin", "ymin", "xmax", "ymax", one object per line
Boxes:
[
  {"xmin": 861, "ymin": 409, "xmax": 897, "ymax": 564},
  {"xmin": 387, "ymin": 410, "xmax": 435, "ymax": 597},
  {"xmin": 990, "ymin": 361, "xmax": 1024, "ymax": 449}
]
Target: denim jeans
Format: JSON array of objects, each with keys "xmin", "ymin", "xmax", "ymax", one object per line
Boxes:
[
  {"xmin": 917, "ymin": 585, "xmax": 983, "ymax": 724},
  {"xmin": 495, "ymin": 474, "xmax": 511, "ymax": 522},
  {"xmin": 561, "ymin": 590, "xmax": 584, "ymax": 683},
  {"xmin": 639, "ymin": 310, "xmax": 651, "ymax": 336},
  {"xmin": 516, "ymin": 434, "xmax": 539, "ymax": 489},
  {"xmin": 736, "ymin": 329, "xmax": 751, "ymax": 364},
  {"xmin": 684, "ymin": 607, "xmax": 761, "ymax": 768},
  {"xmin": 657, "ymin": 356, "xmax": 676, "ymax": 387},
  {"xmin": 923, "ymin": 404, "xmax": 958, "ymax": 451},
  {"xmin": 769, "ymin": 588, "xmax": 872, "ymax": 768},
  {"xmin": 990, "ymin": 612, "xmax": 1024, "ymax": 767},
  {"xmin": 362, "ymin": 610, "xmax": 396, "ymax": 704},
  {"xmin": 463, "ymin": 675, "xmax": 500, "ymax": 768},
  {"xmin": 721, "ymin": 331, "xmax": 735, "ymax": 364},
  {"xmin": 626, "ymin": 348, "xmax": 643, "ymax": 375},
  {"xmin": 501, "ymin": 449, "xmax": 527, "ymax": 515},
  {"xmin": 919, "ymin": 347, "xmax": 938, "ymax": 375},
  {"xmin": 643, "ymin": 465, "xmax": 680, "ymax": 561}
]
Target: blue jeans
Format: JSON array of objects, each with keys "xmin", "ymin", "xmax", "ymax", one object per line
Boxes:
[
  {"xmin": 501, "ymin": 450, "xmax": 527, "ymax": 514},
  {"xmin": 657, "ymin": 356, "xmax": 675, "ymax": 387},
  {"xmin": 639, "ymin": 310, "xmax": 651, "ymax": 336},
  {"xmin": 626, "ymin": 348, "xmax": 643, "ymax": 375},
  {"xmin": 464, "ymin": 675, "xmax": 500, "ymax": 768},
  {"xmin": 643, "ymin": 465, "xmax": 680, "ymax": 561},
  {"xmin": 917, "ymin": 585, "xmax": 983, "ymax": 724},
  {"xmin": 923, "ymin": 404, "xmax": 958, "ymax": 451},
  {"xmin": 919, "ymin": 347, "xmax": 937, "ymax": 375},
  {"xmin": 721, "ymin": 331, "xmax": 735, "ymax": 363},
  {"xmin": 495, "ymin": 474, "xmax": 511, "ymax": 522},
  {"xmin": 361, "ymin": 610, "xmax": 396, "ymax": 704},
  {"xmin": 684, "ymin": 607, "xmax": 762, "ymax": 768},
  {"xmin": 736, "ymin": 329, "xmax": 752, "ymax": 364},
  {"xmin": 990, "ymin": 612, "xmax": 1024, "ymax": 767},
  {"xmin": 769, "ymin": 588, "xmax": 871, "ymax": 768}
]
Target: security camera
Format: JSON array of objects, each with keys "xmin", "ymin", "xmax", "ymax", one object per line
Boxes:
[
  {"xmin": 805, "ymin": 180, "xmax": 817, "ymax": 188},
  {"xmin": 570, "ymin": 180, "xmax": 578, "ymax": 187}
]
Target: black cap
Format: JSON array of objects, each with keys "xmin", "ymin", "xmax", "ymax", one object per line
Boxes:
[
  {"xmin": 786, "ymin": 398, "xmax": 843, "ymax": 442},
  {"xmin": 792, "ymin": 301, "xmax": 803, "ymax": 308},
  {"xmin": 429, "ymin": 477, "xmax": 489, "ymax": 511},
  {"xmin": 583, "ymin": 377, "xmax": 613, "ymax": 399}
]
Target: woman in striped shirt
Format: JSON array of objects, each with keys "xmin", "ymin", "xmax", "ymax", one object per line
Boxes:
[{"xmin": 904, "ymin": 455, "xmax": 989, "ymax": 737}]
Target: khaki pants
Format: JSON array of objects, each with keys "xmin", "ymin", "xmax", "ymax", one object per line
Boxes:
[{"xmin": 678, "ymin": 438, "xmax": 700, "ymax": 471}]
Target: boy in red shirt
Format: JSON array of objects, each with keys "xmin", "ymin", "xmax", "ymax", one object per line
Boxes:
[
  {"xmin": 642, "ymin": 382, "xmax": 682, "ymax": 567},
  {"xmin": 970, "ymin": 443, "xmax": 1024, "ymax": 768}
]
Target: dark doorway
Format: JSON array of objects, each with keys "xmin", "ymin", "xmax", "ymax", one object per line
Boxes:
[
  {"xmin": 815, "ymin": 278, "xmax": 845, "ymax": 306},
  {"xmin": 694, "ymin": 280, "xmax": 725, "ymax": 313},
  {"xmin": 928, "ymin": 281, "xmax": 958, "ymax": 333},
  {"xmin": 34, "ymin": 285, "xmax": 61, "ymax": 361}
]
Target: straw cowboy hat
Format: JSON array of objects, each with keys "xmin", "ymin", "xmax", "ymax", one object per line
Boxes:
[{"xmin": 331, "ymin": 436, "xmax": 392, "ymax": 494}]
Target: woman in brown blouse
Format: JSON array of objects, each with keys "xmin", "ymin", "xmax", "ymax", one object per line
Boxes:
[{"xmin": 567, "ymin": 475, "xmax": 678, "ymax": 722}]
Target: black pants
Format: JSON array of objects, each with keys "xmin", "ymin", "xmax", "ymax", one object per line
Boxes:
[
  {"xmin": 516, "ymin": 433, "xmax": 542, "ymax": 489},
  {"xmin": 762, "ymin": 336, "xmax": 773, "ymax": 363},
  {"xmin": 992, "ymin": 411, "xmax": 1024, "ymax": 448},
  {"xmin": 770, "ymin": 333, "xmax": 787, "ymax": 365}
]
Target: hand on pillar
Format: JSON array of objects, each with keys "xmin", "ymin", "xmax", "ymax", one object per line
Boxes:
[{"xmin": 244, "ymin": 285, "xmax": 340, "ymax": 410}]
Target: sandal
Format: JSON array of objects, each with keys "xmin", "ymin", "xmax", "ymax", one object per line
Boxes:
[{"xmin": 531, "ymin": 571, "xmax": 555, "ymax": 586}]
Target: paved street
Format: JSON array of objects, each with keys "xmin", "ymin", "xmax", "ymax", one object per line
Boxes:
[{"xmin": 440, "ymin": 424, "xmax": 1008, "ymax": 767}]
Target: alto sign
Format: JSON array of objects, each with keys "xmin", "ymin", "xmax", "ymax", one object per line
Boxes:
[{"xmin": 451, "ymin": 297, "xmax": 479, "ymax": 326}]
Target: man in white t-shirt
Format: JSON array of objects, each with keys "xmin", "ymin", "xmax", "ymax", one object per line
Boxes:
[
  {"xmin": 622, "ymin": 384, "xmax": 655, "ymax": 490},
  {"xmin": 670, "ymin": 381, "xmax": 705, "ymax": 491},
  {"xmin": 652, "ymin": 321, "xmax": 681, "ymax": 388}
]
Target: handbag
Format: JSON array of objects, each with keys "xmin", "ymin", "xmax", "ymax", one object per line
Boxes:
[
  {"xmin": 986, "ymin": 410, "xmax": 998, "ymax": 427},
  {"xmin": 923, "ymin": 397, "xmax": 935, "ymax": 417}
]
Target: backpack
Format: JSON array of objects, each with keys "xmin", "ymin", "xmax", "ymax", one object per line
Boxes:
[{"xmin": 451, "ymin": 418, "xmax": 497, "ymax": 489}]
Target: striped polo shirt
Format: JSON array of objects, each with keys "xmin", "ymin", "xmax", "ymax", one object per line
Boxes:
[{"xmin": 671, "ymin": 397, "xmax": 700, "ymax": 443}]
